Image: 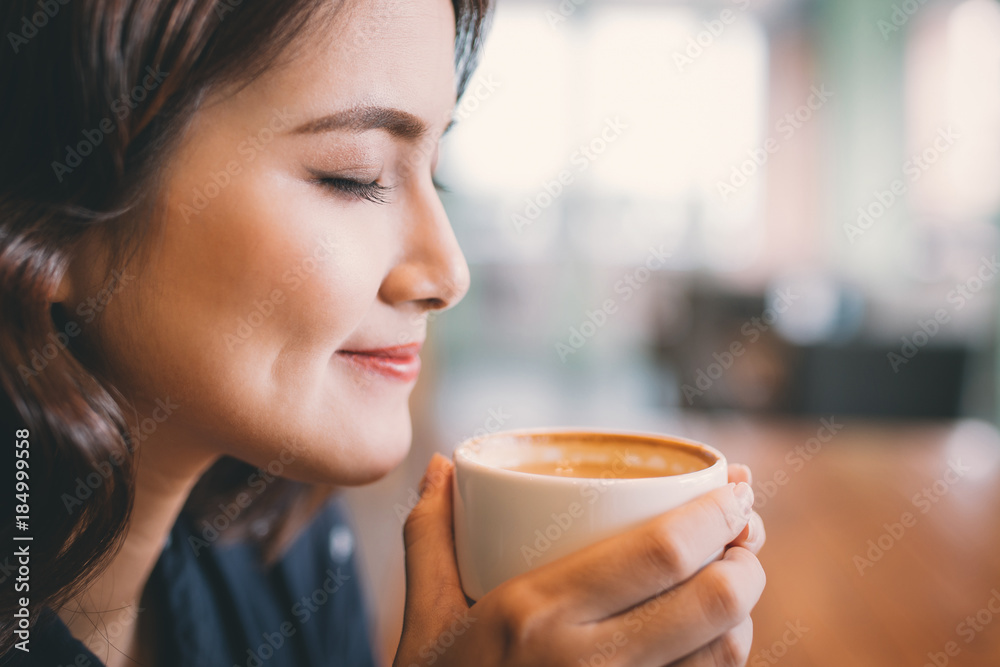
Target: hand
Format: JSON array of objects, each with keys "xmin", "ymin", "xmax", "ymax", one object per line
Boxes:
[
  {"xmin": 394, "ymin": 454, "xmax": 767, "ymax": 667},
  {"xmin": 726, "ymin": 463, "xmax": 766, "ymax": 556}
]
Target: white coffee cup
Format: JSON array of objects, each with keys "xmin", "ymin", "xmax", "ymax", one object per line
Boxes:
[{"xmin": 452, "ymin": 428, "xmax": 728, "ymax": 601}]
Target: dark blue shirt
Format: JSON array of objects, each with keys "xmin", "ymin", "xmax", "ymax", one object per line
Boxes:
[{"xmin": 5, "ymin": 500, "xmax": 376, "ymax": 667}]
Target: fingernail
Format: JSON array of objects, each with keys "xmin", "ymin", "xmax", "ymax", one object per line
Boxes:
[
  {"xmin": 745, "ymin": 513, "xmax": 757, "ymax": 542},
  {"xmin": 419, "ymin": 454, "xmax": 451, "ymax": 495},
  {"xmin": 751, "ymin": 513, "xmax": 765, "ymax": 543},
  {"xmin": 734, "ymin": 482, "xmax": 754, "ymax": 518},
  {"xmin": 418, "ymin": 458, "xmax": 437, "ymax": 495}
]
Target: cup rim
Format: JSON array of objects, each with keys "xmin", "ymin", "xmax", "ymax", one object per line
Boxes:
[{"xmin": 452, "ymin": 427, "xmax": 726, "ymax": 485}]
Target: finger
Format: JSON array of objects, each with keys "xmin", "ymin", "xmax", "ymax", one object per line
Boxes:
[
  {"xmin": 668, "ymin": 616, "xmax": 754, "ymax": 667},
  {"xmin": 526, "ymin": 482, "xmax": 755, "ymax": 619},
  {"xmin": 728, "ymin": 512, "xmax": 765, "ymax": 555},
  {"xmin": 401, "ymin": 454, "xmax": 468, "ymax": 625},
  {"xmin": 727, "ymin": 463, "xmax": 751, "ymax": 486},
  {"xmin": 599, "ymin": 547, "xmax": 764, "ymax": 666}
]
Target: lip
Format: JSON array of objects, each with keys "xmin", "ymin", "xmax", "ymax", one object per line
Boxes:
[{"xmin": 336, "ymin": 342, "xmax": 423, "ymax": 383}]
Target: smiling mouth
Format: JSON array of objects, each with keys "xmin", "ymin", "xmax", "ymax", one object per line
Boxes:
[{"xmin": 336, "ymin": 343, "xmax": 423, "ymax": 383}]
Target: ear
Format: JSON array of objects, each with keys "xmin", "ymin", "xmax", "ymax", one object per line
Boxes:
[
  {"xmin": 51, "ymin": 234, "xmax": 102, "ymax": 307},
  {"xmin": 50, "ymin": 272, "xmax": 73, "ymax": 304}
]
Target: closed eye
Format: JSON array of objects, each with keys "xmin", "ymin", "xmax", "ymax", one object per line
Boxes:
[{"xmin": 316, "ymin": 176, "xmax": 393, "ymax": 205}]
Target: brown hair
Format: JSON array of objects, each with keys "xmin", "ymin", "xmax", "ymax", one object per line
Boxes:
[{"xmin": 0, "ymin": 0, "xmax": 491, "ymax": 653}]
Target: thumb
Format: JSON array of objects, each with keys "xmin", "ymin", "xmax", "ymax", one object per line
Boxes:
[{"xmin": 402, "ymin": 453, "xmax": 468, "ymax": 625}]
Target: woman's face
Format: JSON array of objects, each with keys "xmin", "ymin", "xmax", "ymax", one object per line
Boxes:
[{"xmin": 69, "ymin": 0, "xmax": 469, "ymax": 485}]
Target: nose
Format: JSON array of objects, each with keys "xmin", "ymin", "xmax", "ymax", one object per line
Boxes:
[{"xmin": 378, "ymin": 183, "xmax": 470, "ymax": 313}]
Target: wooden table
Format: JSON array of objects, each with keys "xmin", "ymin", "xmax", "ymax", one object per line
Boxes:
[
  {"xmin": 349, "ymin": 415, "xmax": 1000, "ymax": 666},
  {"xmin": 683, "ymin": 416, "xmax": 1000, "ymax": 667}
]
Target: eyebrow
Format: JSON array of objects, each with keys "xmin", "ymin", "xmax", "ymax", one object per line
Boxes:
[{"xmin": 291, "ymin": 105, "xmax": 453, "ymax": 140}]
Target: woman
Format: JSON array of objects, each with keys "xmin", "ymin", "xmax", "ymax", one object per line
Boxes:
[{"xmin": 0, "ymin": 0, "xmax": 766, "ymax": 665}]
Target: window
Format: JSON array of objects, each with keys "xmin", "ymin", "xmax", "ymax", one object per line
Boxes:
[{"xmin": 440, "ymin": 2, "xmax": 768, "ymax": 268}]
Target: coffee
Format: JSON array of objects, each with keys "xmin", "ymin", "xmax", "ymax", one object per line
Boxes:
[
  {"xmin": 504, "ymin": 442, "xmax": 712, "ymax": 479},
  {"xmin": 453, "ymin": 429, "xmax": 727, "ymax": 599}
]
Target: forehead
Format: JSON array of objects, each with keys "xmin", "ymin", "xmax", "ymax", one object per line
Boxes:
[{"xmin": 225, "ymin": 0, "xmax": 459, "ymax": 128}]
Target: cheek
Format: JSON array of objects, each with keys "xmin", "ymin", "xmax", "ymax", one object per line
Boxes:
[{"xmin": 96, "ymin": 162, "xmax": 389, "ymax": 452}]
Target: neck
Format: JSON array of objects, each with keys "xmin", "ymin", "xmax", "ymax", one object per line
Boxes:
[{"xmin": 58, "ymin": 410, "xmax": 218, "ymax": 667}]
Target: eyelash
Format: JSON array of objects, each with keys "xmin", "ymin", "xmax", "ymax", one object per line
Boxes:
[
  {"xmin": 315, "ymin": 174, "xmax": 450, "ymax": 204},
  {"xmin": 320, "ymin": 177, "xmax": 393, "ymax": 205}
]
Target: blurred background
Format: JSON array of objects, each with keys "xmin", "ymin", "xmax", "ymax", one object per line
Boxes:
[{"xmin": 343, "ymin": 0, "xmax": 1000, "ymax": 664}]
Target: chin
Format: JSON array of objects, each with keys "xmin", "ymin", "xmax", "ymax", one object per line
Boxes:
[
  {"xmin": 340, "ymin": 388, "xmax": 418, "ymax": 484},
  {"xmin": 348, "ymin": 428, "xmax": 413, "ymax": 485},
  {"xmin": 282, "ymin": 411, "xmax": 414, "ymax": 487}
]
